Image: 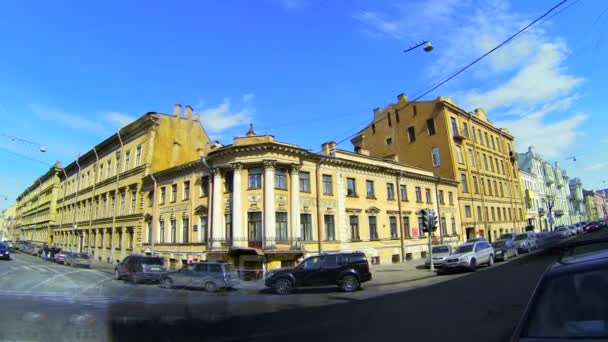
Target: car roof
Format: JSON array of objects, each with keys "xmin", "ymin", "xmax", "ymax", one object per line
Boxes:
[{"xmin": 547, "ymin": 249, "xmax": 608, "ymax": 278}]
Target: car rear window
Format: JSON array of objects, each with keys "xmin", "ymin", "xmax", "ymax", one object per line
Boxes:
[
  {"xmin": 208, "ymin": 264, "xmax": 222, "ymax": 273},
  {"xmin": 432, "ymin": 246, "xmax": 450, "ymax": 253},
  {"xmin": 141, "ymin": 257, "xmax": 163, "ymax": 265},
  {"xmin": 344, "ymin": 253, "xmax": 366, "ymax": 264}
]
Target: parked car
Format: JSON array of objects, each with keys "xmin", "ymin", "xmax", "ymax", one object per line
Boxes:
[
  {"xmin": 425, "ymin": 244, "xmax": 452, "ymax": 268},
  {"xmin": 492, "ymin": 239, "xmax": 518, "ymax": 261},
  {"xmin": 441, "ymin": 241, "xmax": 494, "ymax": 272},
  {"xmin": 466, "ymin": 237, "xmax": 487, "ymax": 243},
  {"xmin": 555, "ymin": 226, "xmax": 571, "ymax": 238},
  {"xmin": 114, "ymin": 255, "xmax": 167, "ymax": 284},
  {"xmin": 567, "ymin": 225, "xmax": 579, "ymax": 236},
  {"xmin": 6, "ymin": 240, "xmax": 14, "ymax": 251},
  {"xmin": 514, "ymin": 232, "xmax": 538, "ymax": 253},
  {"xmin": 264, "ymin": 252, "xmax": 372, "ymax": 295},
  {"xmin": 510, "ymin": 238, "xmax": 608, "ymax": 341},
  {"xmin": 499, "ymin": 232, "xmax": 518, "ymax": 240},
  {"xmin": 48, "ymin": 247, "xmax": 62, "ymax": 261},
  {"xmin": 583, "ymin": 221, "xmax": 604, "ymax": 233},
  {"xmin": 160, "ymin": 262, "xmax": 239, "ymax": 292},
  {"xmin": 65, "ymin": 252, "xmax": 91, "ymax": 268},
  {"xmin": 55, "ymin": 251, "xmax": 70, "ymax": 264},
  {"xmin": 0, "ymin": 242, "xmax": 10, "ymax": 260}
]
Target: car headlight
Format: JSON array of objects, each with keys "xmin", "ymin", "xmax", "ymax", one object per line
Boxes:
[{"xmin": 458, "ymin": 255, "xmax": 469, "ymax": 261}]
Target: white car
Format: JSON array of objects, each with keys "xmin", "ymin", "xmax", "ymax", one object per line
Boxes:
[
  {"xmin": 554, "ymin": 227, "xmax": 570, "ymax": 238},
  {"xmin": 441, "ymin": 241, "xmax": 495, "ymax": 272},
  {"xmin": 513, "ymin": 232, "xmax": 538, "ymax": 253}
]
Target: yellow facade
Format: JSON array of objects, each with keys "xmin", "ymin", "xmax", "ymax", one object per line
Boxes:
[
  {"xmin": 353, "ymin": 94, "xmax": 526, "ymax": 241},
  {"xmin": 1, "ymin": 205, "xmax": 17, "ymax": 241},
  {"xmin": 14, "ymin": 163, "xmax": 62, "ymax": 244},
  {"xmin": 51, "ymin": 104, "xmax": 212, "ymax": 263},
  {"xmin": 140, "ymin": 127, "xmax": 462, "ymax": 272}
]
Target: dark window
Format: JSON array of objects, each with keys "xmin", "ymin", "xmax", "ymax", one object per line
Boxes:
[
  {"xmin": 299, "ymin": 172, "xmax": 310, "ymax": 192},
  {"xmin": 248, "ymin": 212, "xmax": 262, "ymax": 242},
  {"xmin": 426, "ymin": 119, "xmax": 436, "ymax": 135},
  {"xmin": 183, "ymin": 181, "xmax": 190, "ymax": 200},
  {"xmin": 301, "ymin": 214, "xmax": 313, "ymax": 241},
  {"xmin": 412, "ymin": 105, "xmax": 417, "ymax": 116},
  {"xmin": 350, "ymin": 215, "xmax": 360, "ymax": 241},
  {"xmin": 418, "ymin": 216, "xmax": 425, "ymax": 237},
  {"xmin": 366, "ymin": 180, "xmax": 375, "ymax": 198},
  {"xmin": 487, "ymin": 179, "xmax": 492, "ymax": 196},
  {"xmin": 389, "ymin": 216, "xmax": 398, "ymax": 239},
  {"xmin": 425, "ymin": 188, "xmax": 432, "ymax": 203},
  {"xmin": 451, "ymin": 117, "xmax": 458, "ymax": 137},
  {"xmin": 182, "ymin": 217, "xmax": 189, "ymax": 243},
  {"xmin": 461, "ymin": 174, "xmax": 469, "ymax": 193},
  {"xmin": 371, "ymin": 124, "xmax": 375, "ymax": 134},
  {"xmin": 386, "ymin": 137, "xmax": 393, "ymax": 145},
  {"xmin": 347, "ymin": 178, "xmax": 357, "ymax": 197},
  {"xmin": 408, "ymin": 126, "xmax": 416, "ymax": 143},
  {"xmin": 159, "ymin": 219, "xmax": 165, "ymax": 243},
  {"xmin": 441, "ymin": 217, "xmax": 447, "ymax": 236},
  {"xmin": 387, "ymin": 113, "xmax": 392, "ymax": 127},
  {"xmin": 201, "ymin": 177, "xmax": 209, "ymax": 197},
  {"xmin": 415, "ymin": 187, "xmax": 422, "ymax": 202},
  {"xmin": 477, "ymin": 206, "xmax": 482, "ymax": 221},
  {"xmin": 225, "ymin": 214, "xmax": 232, "ymax": 240},
  {"xmin": 208, "ymin": 264, "xmax": 222, "ymax": 273},
  {"xmin": 324, "ymin": 215, "xmax": 335, "ymax": 241},
  {"xmin": 395, "ymin": 109, "xmax": 400, "ymax": 122},
  {"xmin": 400, "ymin": 185, "xmax": 408, "ymax": 201},
  {"xmin": 276, "ymin": 212, "xmax": 288, "ymax": 241},
  {"xmin": 171, "ymin": 218, "xmax": 177, "ymax": 243},
  {"xmin": 369, "ymin": 216, "xmax": 378, "ymax": 240},
  {"xmin": 438, "ymin": 190, "xmax": 444, "ymax": 204},
  {"xmin": 463, "ymin": 123, "xmax": 469, "ymax": 137},
  {"xmin": 473, "ymin": 176, "xmax": 479, "ymax": 194},
  {"xmin": 224, "ymin": 172, "xmax": 233, "ymax": 192},
  {"xmin": 275, "ymin": 168, "xmax": 287, "ymax": 190},
  {"xmin": 248, "ymin": 167, "xmax": 262, "ymax": 189},
  {"xmin": 403, "ymin": 216, "xmax": 410, "ymax": 238},
  {"xmin": 465, "ymin": 205, "xmax": 472, "ymax": 218},
  {"xmin": 387, "ymin": 183, "xmax": 395, "ymax": 200},
  {"xmin": 323, "ymin": 175, "xmax": 332, "ymax": 195}
]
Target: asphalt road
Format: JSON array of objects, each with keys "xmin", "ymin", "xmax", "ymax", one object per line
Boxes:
[{"xmin": 1, "ymin": 231, "xmax": 606, "ymax": 342}]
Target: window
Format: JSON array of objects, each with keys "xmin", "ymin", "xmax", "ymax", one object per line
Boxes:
[
  {"xmin": 301, "ymin": 214, "xmax": 313, "ymax": 241},
  {"xmin": 425, "ymin": 188, "xmax": 432, "ymax": 203},
  {"xmin": 485, "ymin": 207, "xmax": 489, "ymax": 220},
  {"xmin": 441, "ymin": 217, "xmax": 448, "ymax": 236},
  {"xmin": 483, "ymin": 154, "xmax": 489, "ymax": 170},
  {"xmin": 461, "ymin": 174, "xmax": 469, "ymax": 193},
  {"xmin": 468, "ymin": 149, "xmax": 474, "ymax": 166},
  {"xmin": 389, "ymin": 216, "xmax": 398, "ymax": 239},
  {"xmin": 451, "ymin": 217, "xmax": 457, "ymax": 235},
  {"xmin": 432, "ymin": 147, "xmax": 441, "ymax": 166},
  {"xmin": 366, "ymin": 180, "xmax": 375, "ymax": 198},
  {"xmin": 463, "ymin": 123, "xmax": 469, "ymax": 137},
  {"xmin": 408, "ymin": 126, "xmax": 416, "ymax": 143},
  {"xmin": 135, "ymin": 145, "xmax": 142, "ymax": 167},
  {"xmin": 225, "ymin": 214, "xmax": 232, "ymax": 240},
  {"xmin": 456, "ymin": 145, "xmax": 464, "ymax": 164},
  {"xmin": 110, "ymin": 195, "xmax": 115, "ymax": 215},
  {"xmin": 387, "ymin": 183, "xmax": 395, "ymax": 200},
  {"xmin": 224, "ymin": 172, "xmax": 233, "ymax": 192},
  {"xmin": 182, "ymin": 217, "xmax": 189, "ymax": 243},
  {"xmin": 478, "ymin": 129, "xmax": 483, "ymax": 144},
  {"xmin": 371, "ymin": 124, "xmax": 375, "ymax": 134},
  {"xmin": 387, "ymin": 113, "xmax": 392, "ymax": 127},
  {"xmin": 415, "ymin": 187, "xmax": 422, "ymax": 202},
  {"xmin": 347, "ymin": 178, "xmax": 357, "ymax": 196},
  {"xmin": 426, "ymin": 119, "xmax": 436, "ymax": 135},
  {"xmin": 276, "ymin": 212, "xmax": 288, "ymax": 241},
  {"xmin": 413, "ymin": 105, "xmax": 418, "ymax": 116},
  {"xmin": 500, "ymin": 182, "xmax": 504, "ymax": 197},
  {"xmin": 275, "ymin": 168, "xmax": 287, "ymax": 190},
  {"xmin": 400, "ymin": 185, "xmax": 408, "ymax": 201},
  {"xmin": 500, "ymin": 161, "xmax": 505, "ymax": 175},
  {"xmin": 485, "ymin": 132, "xmax": 489, "ymax": 147},
  {"xmin": 471, "ymin": 126, "xmax": 476, "ymax": 141},
  {"xmin": 248, "ymin": 168, "xmax": 262, "ymax": 189},
  {"xmin": 519, "ymin": 208, "xmax": 523, "ymax": 220},
  {"xmin": 438, "ymin": 190, "xmax": 445, "ymax": 204},
  {"xmin": 116, "ymin": 154, "xmax": 121, "ymax": 174},
  {"xmin": 477, "ymin": 152, "xmax": 482, "ymax": 169},
  {"xmin": 369, "ymin": 216, "xmax": 378, "ymax": 240},
  {"xmin": 120, "ymin": 192, "xmax": 126, "ymax": 214},
  {"xmin": 450, "ymin": 117, "xmax": 458, "ymax": 137},
  {"xmin": 418, "ymin": 216, "xmax": 425, "ymax": 237},
  {"xmin": 200, "ymin": 176, "xmax": 209, "ymax": 197},
  {"xmin": 497, "ymin": 207, "xmax": 502, "ymax": 221},
  {"xmin": 495, "ymin": 158, "xmax": 500, "ymax": 173},
  {"xmin": 493, "ymin": 181, "xmax": 498, "ymax": 197},
  {"xmin": 324, "ymin": 215, "xmax": 335, "ymax": 241},
  {"xmin": 248, "ymin": 212, "xmax": 262, "ymax": 242},
  {"xmin": 170, "ymin": 184, "xmax": 177, "ymax": 202},
  {"xmin": 299, "ymin": 172, "xmax": 310, "ymax": 192},
  {"xmin": 147, "ymin": 191, "xmax": 154, "ymax": 208},
  {"xmin": 124, "ymin": 151, "xmax": 131, "ymax": 172},
  {"xmin": 170, "ymin": 218, "xmax": 177, "ymax": 243},
  {"xmin": 487, "ymin": 179, "xmax": 492, "ymax": 196},
  {"xmin": 465, "ymin": 205, "xmax": 472, "ymax": 218},
  {"xmin": 130, "ymin": 190, "xmax": 136, "ymax": 214},
  {"xmin": 403, "ymin": 216, "xmax": 410, "ymax": 238},
  {"xmin": 477, "ymin": 206, "xmax": 482, "ymax": 221},
  {"xmin": 491, "ymin": 136, "xmax": 496, "ymax": 150},
  {"xmin": 508, "ymin": 208, "xmax": 512, "ymax": 221},
  {"xmin": 448, "ymin": 192, "xmax": 454, "ymax": 205},
  {"xmin": 491, "ymin": 208, "xmax": 496, "ymax": 221},
  {"xmin": 199, "ymin": 215, "xmax": 208, "ymax": 242},
  {"xmin": 350, "ymin": 215, "xmax": 360, "ymax": 241},
  {"xmin": 473, "ymin": 176, "xmax": 479, "ymax": 194},
  {"xmin": 386, "ymin": 137, "xmax": 393, "ymax": 145},
  {"xmin": 147, "ymin": 222, "xmax": 153, "ymax": 243},
  {"xmin": 159, "ymin": 219, "xmax": 165, "ymax": 243},
  {"xmin": 322, "ymin": 175, "xmax": 332, "ymax": 195},
  {"xmin": 395, "ymin": 109, "xmax": 400, "ymax": 122},
  {"xmin": 183, "ymin": 181, "xmax": 190, "ymax": 200},
  {"xmin": 503, "ymin": 208, "xmax": 507, "ymax": 221}
]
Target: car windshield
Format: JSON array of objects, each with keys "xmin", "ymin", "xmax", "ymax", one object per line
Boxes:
[
  {"xmin": 432, "ymin": 246, "xmax": 450, "ymax": 253},
  {"xmin": 514, "ymin": 234, "xmax": 528, "ymax": 241},
  {"xmin": 492, "ymin": 241, "xmax": 506, "ymax": 248},
  {"xmin": 454, "ymin": 245, "xmax": 474, "ymax": 254},
  {"xmin": 523, "ymin": 268, "xmax": 608, "ymax": 338},
  {"xmin": 141, "ymin": 257, "xmax": 163, "ymax": 265}
]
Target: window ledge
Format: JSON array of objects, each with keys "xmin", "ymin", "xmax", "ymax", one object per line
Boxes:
[
  {"xmin": 350, "ymin": 239, "xmax": 362, "ymax": 242},
  {"xmin": 346, "ymin": 194, "xmax": 359, "ymax": 198},
  {"xmin": 387, "ymin": 198, "xmax": 396, "ymax": 201},
  {"xmin": 416, "ymin": 200, "xmax": 424, "ymax": 203},
  {"xmin": 390, "ymin": 237, "xmax": 399, "ymax": 240},
  {"xmin": 366, "ymin": 196, "xmax": 377, "ymax": 200},
  {"xmin": 370, "ymin": 238, "xmax": 380, "ymax": 241}
]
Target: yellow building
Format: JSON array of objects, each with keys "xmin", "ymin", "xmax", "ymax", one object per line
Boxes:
[
  {"xmin": 14, "ymin": 163, "xmax": 62, "ymax": 244},
  {"xmin": 1, "ymin": 204, "xmax": 17, "ymax": 241},
  {"xmin": 142, "ymin": 126, "xmax": 462, "ymax": 272},
  {"xmin": 52, "ymin": 104, "xmax": 212, "ymax": 263},
  {"xmin": 352, "ymin": 94, "xmax": 526, "ymax": 241}
]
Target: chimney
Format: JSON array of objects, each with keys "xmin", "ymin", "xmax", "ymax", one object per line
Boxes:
[
  {"xmin": 193, "ymin": 113, "xmax": 200, "ymax": 121},
  {"xmin": 397, "ymin": 93, "xmax": 407, "ymax": 103},
  {"xmin": 184, "ymin": 105, "xmax": 193, "ymax": 119},
  {"xmin": 321, "ymin": 141, "xmax": 337, "ymax": 156},
  {"xmin": 173, "ymin": 104, "xmax": 182, "ymax": 117},
  {"xmin": 474, "ymin": 107, "xmax": 487, "ymax": 121},
  {"xmin": 373, "ymin": 107, "xmax": 382, "ymax": 120}
]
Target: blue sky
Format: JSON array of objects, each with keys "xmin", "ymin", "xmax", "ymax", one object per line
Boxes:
[{"xmin": 1, "ymin": 0, "xmax": 607, "ymax": 211}]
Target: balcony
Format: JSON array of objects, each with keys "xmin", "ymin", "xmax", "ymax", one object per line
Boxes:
[{"xmin": 452, "ymin": 128, "xmax": 469, "ymax": 141}]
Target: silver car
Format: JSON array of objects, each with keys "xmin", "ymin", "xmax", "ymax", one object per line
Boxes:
[
  {"xmin": 441, "ymin": 241, "xmax": 495, "ymax": 272},
  {"xmin": 160, "ymin": 262, "xmax": 239, "ymax": 292},
  {"xmin": 513, "ymin": 232, "xmax": 538, "ymax": 253},
  {"xmin": 425, "ymin": 244, "xmax": 452, "ymax": 268},
  {"xmin": 65, "ymin": 252, "xmax": 91, "ymax": 268}
]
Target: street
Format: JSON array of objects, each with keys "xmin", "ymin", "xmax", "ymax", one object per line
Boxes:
[{"xmin": 1, "ymin": 231, "xmax": 605, "ymax": 342}]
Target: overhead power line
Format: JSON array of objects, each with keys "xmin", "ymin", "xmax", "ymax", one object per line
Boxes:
[{"xmin": 326, "ymin": 0, "xmax": 570, "ymax": 152}]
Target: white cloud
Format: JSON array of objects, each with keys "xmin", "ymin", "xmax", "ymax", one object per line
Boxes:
[
  {"xmin": 601, "ymin": 138, "xmax": 608, "ymax": 144},
  {"xmin": 29, "ymin": 104, "xmax": 106, "ymax": 132},
  {"xmin": 106, "ymin": 112, "xmax": 136, "ymax": 127},
  {"xmin": 196, "ymin": 95, "xmax": 255, "ymax": 133},
  {"xmin": 586, "ymin": 162, "xmax": 608, "ymax": 171}
]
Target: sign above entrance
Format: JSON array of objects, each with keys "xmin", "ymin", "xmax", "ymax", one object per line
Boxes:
[{"xmin": 160, "ymin": 205, "xmax": 189, "ymax": 214}]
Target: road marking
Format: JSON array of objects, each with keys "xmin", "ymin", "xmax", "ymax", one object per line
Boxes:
[
  {"xmin": 21, "ymin": 265, "xmax": 32, "ymax": 271},
  {"xmin": 26, "ymin": 269, "xmax": 86, "ymax": 292},
  {"xmin": 30, "ymin": 265, "xmax": 49, "ymax": 273},
  {"xmin": 78, "ymin": 276, "xmax": 114, "ymax": 295}
]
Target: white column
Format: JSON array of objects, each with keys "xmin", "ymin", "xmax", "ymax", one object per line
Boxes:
[
  {"xmin": 290, "ymin": 165, "xmax": 301, "ymax": 242},
  {"xmin": 232, "ymin": 163, "xmax": 244, "ymax": 247},
  {"xmin": 263, "ymin": 161, "xmax": 276, "ymax": 247},
  {"xmin": 211, "ymin": 169, "xmax": 224, "ymax": 248}
]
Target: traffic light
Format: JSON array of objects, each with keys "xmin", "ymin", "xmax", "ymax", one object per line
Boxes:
[
  {"xmin": 428, "ymin": 213, "xmax": 438, "ymax": 232},
  {"xmin": 420, "ymin": 209, "xmax": 429, "ymax": 232}
]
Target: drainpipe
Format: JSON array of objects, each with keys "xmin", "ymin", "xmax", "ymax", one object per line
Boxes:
[
  {"xmin": 110, "ymin": 129, "xmax": 123, "ymax": 263},
  {"xmin": 73, "ymin": 156, "xmax": 81, "ymax": 252},
  {"xmin": 315, "ymin": 157, "xmax": 325, "ymax": 254},
  {"xmin": 149, "ymin": 174, "xmax": 158, "ymax": 256},
  {"xmin": 434, "ymin": 177, "xmax": 443, "ymax": 244},
  {"xmin": 88, "ymin": 147, "xmax": 99, "ymax": 256},
  {"xmin": 59, "ymin": 168, "xmax": 69, "ymax": 248},
  {"xmin": 396, "ymin": 172, "xmax": 406, "ymax": 262}
]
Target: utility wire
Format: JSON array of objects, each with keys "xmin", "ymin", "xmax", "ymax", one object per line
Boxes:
[{"xmin": 325, "ymin": 0, "xmax": 570, "ymax": 152}]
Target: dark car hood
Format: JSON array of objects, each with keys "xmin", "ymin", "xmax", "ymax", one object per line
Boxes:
[
  {"xmin": 0, "ymin": 246, "xmax": 8, "ymax": 252},
  {"xmin": 268, "ymin": 267, "xmax": 297, "ymax": 275}
]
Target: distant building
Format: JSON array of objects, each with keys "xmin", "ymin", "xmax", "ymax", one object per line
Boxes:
[
  {"xmin": 569, "ymin": 178, "xmax": 586, "ymax": 223},
  {"xmin": 583, "ymin": 190, "xmax": 607, "ymax": 221},
  {"xmin": 0, "ymin": 205, "xmax": 16, "ymax": 241},
  {"xmin": 352, "ymin": 93, "xmax": 526, "ymax": 242}
]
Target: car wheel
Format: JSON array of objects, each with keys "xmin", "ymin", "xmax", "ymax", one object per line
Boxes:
[
  {"xmin": 204, "ymin": 281, "xmax": 218, "ymax": 292},
  {"xmin": 488, "ymin": 255, "xmax": 494, "ymax": 267},
  {"xmin": 340, "ymin": 275, "xmax": 360, "ymax": 292},
  {"xmin": 114, "ymin": 270, "xmax": 121, "ymax": 280},
  {"xmin": 468, "ymin": 258, "xmax": 477, "ymax": 272},
  {"xmin": 160, "ymin": 277, "xmax": 173, "ymax": 289},
  {"xmin": 274, "ymin": 278, "xmax": 293, "ymax": 295}
]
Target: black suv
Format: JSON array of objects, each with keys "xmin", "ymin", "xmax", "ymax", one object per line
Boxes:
[
  {"xmin": 114, "ymin": 255, "xmax": 168, "ymax": 284},
  {"xmin": 264, "ymin": 252, "xmax": 372, "ymax": 295}
]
